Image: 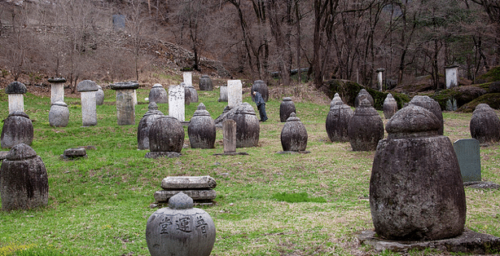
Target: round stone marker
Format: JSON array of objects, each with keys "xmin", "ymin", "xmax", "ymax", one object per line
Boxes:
[
  {"xmin": 280, "ymin": 97, "xmax": 296, "ymax": 122},
  {"xmin": 1, "ymin": 111, "xmax": 34, "ymax": 149},
  {"xmin": 409, "ymin": 95, "xmax": 444, "ymax": 135},
  {"xmin": 281, "ymin": 113, "xmax": 308, "ymax": 151},
  {"xmin": 370, "ymin": 105, "xmax": 466, "ymax": 241},
  {"xmin": 146, "ymin": 192, "xmax": 216, "ymax": 256},
  {"xmin": 326, "ymin": 101, "xmax": 354, "ymax": 142},
  {"xmin": 383, "ymin": 93, "xmax": 398, "ymax": 119},
  {"xmin": 149, "ymin": 84, "xmax": 168, "ymax": 104},
  {"xmin": 470, "ymin": 103, "xmax": 500, "ymax": 143},
  {"xmin": 49, "ymin": 101, "xmax": 70, "ymax": 127},
  {"xmin": 147, "ymin": 115, "xmax": 185, "ymax": 158},
  {"xmin": 348, "ymin": 99, "xmax": 384, "ymax": 151},
  {"xmin": 137, "ymin": 102, "xmax": 164, "ymax": 150},
  {"xmin": 231, "ymin": 103, "xmax": 260, "ymax": 148},
  {"xmin": 199, "ymin": 75, "xmax": 213, "ymax": 91},
  {"xmin": 188, "ymin": 103, "xmax": 216, "ymax": 149},
  {"xmin": 96, "ymin": 85, "xmax": 105, "ymax": 105}
]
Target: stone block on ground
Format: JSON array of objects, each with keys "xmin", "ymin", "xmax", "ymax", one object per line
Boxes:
[
  {"xmin": 61, "ymin": 148, "xmax": 88, "ymax": 160},
  {"xmin": 161, "ymin": 176, "xmax": 216, "ymax": 190}
]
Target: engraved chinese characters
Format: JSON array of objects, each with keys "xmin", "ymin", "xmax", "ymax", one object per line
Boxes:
[{"xmin": 146, "ymin": 192, "xmax": 216, "ymax": 256}]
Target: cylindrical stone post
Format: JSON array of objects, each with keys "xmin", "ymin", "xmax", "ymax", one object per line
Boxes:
[
  {"xmin": 49, "ymin": 101, "xmax": 70, "ymax": 127},
  {"xmin": 376, "ymin": 68, "xmax": 385, "ymax": 91},
  {"xmin": 111, "ymin": 81, "xmax": 139, "ymax": 125},
  {"xmin": 96, "ymin": 85, "xmax": 105, "ymax": 105},
  {"xmin": 77, "ymin": 80, "xmax": 99, "ymax": 126},
  {"xmin": 6, "ymin": 81, "xmax": 27, "ymax": 114},
  {"xmin": 133, "ymin": 89, "xmax": 138, "ymax": 106},
  {"xmin": 223, "ymin": 119, "xmax": 237, "ymax": 154},
  {"xmin": 48, "ymin": 77, "xmax": 66, "ymax": 104},
  {"xmin": 183, "ymin": 71, "xmax": 193, "ymax": 87}
]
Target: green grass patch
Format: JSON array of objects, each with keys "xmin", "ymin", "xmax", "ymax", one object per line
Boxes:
[{"xmin": 272, "ymin": 192, "xmax": 327, "ymax": 203}]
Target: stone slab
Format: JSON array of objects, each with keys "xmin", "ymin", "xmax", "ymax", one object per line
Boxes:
[
  {"xmin": 183, "ymin": 71, "xmax": 193, "ymax": 87},
  {"xmin": 358, "ymin": 229, "xmax": 500, "ymax": 254},
  {"xmin": 63, "ymin": 148, "xmax": 87, "ymax": 157},
  {"xmin": 453, "ymin": 139, "xmax": 481, "ymax": 182},
  {"xmin": 154, "ymin": 189, "xmax": 217, "ymax": 202},
  {"xmin": 81, "ymin": 91, "xmax": 97, "ymax": 126},
  {"xmin": 219, "ymin": 86, "xmax": 228, "ymax": 102},
  {"xmin": 145, "ymin": 152, "xmax": 181, "ymax": 159},
  {"xmin": 115, "ymin": 89, "xmax": 136, "ymax": 125},
  {"xmin": 168, "ymin": 84, "xmax": 185, "ymax": 122},
  {"xmin": 227, "ymin": 80, "xmax": 242, "ymax": 108},
  {"xmin": 161, "ymin": 176, "xmax": 216, "ymax": 190},
  {"xmin": 464, "ymin": 181, "xmax": 500, "ymax": 189}
]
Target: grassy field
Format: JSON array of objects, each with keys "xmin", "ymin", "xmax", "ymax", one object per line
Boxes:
[{"xmin": 0, "ymin": 85, "xmax": 499, "ymax": 256}]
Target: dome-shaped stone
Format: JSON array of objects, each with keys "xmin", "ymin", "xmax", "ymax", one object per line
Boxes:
[
  {"xmin": 199, "ymin": 75, "xmax": 213, "ymax": 91},
  {"xmin": 149, "ymin": 84, "xmax": 168, "ymax": 104},
  {"xmin": 230, "ymin": 103, "xmax": 260, "ymax": 148},
  {"xmin": 147, "ymin": 115, "xmax": 185, "ymax": 157},
  {"xmin": 326, "ymin": 101, "xmax": 354, "ymax": 142},
  {"xmin": 1, "ymin": 111, "xmax": 34, "ymax": 149},
  {"xmin": 251, "ymin": 80, "xmax": 269, "ymax": 102},
  {"xmin": 185, "ymin": 84, "xmax": 198, "ymax": 103},
  {"xmin": 280, "ymin": 113, "xmax": 308, "ymax": 151},
  {"xmin": 280, "ymin": 97, "xmax": 296, "ymax": 122},
  {"xmin": 49, "ymin": 101, "xmax": 70, "ymax": 127},
  {"xmin": 146, "ymin": 192, "xmax": 216, "ymax": 256},
  {"xmin": 137, "ymin": 102, "xmax": 164, "ymax": 150},
  {"xmin": 348, "ymin": 99, "xmax": 383, "ymax": 151},
  {"xmin": 188, "ymin": 103, "xmax": 216, "ymax": 149},
  {"xmin": 370, "ymin": 104, "xmax": 466, "ymax": 241},
  {"xmin": 470, "ymin": 103, "xmax": 500, "ymax": 143},
  {"xmin": 409, "ymin": 95, "xmax": 444, "ymax": 135},
  {"xmin": 76, "ymin": 80, "xmax": 98, "ymax": 92},
  {"xmin": 354, "ymin": 89, "xmax": 374, "ymax": 108},
  {"xmin": 329, "ymin": 93, "xmax": 342, "ymax": 108},
  {"xmin": 5, "ymin": 81, "xmax": 27, "ymax": 94},
  {"xmin": 96, "ymin": 85, "xmax": 104, "ymax": 105},
  {"xmin": 1, "ymin": 143, "xmax": 48, "ymax": 211},
  {"xmin": 383, "ymin": 93, "xmax": 398, "ymax": 119}
]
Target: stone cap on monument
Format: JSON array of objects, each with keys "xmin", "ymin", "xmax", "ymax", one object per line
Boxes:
[
  {"xmin": 143, "ymin": 102, "xmax": 164, "ymax": 117},
  {"xmin": 201, "ymin": 75, "xmax": 210, "ymax": 78},
  {"xmin": 6, "ymin": 81, "xmax": 27, "ymax": 94},
  {"xmin": 473, "ymin": 103, "xmax": 493, "ymax": 113},
  {"xmin": 193, "ymin": 103, "xmax": 210, "ymax": 117},
  {"xmin": 376, "ymin": 68, "xmax": 385, "ymax": 72},
  {"xmin": 386, "ymin": 105, "xmax": 440, "ymax": 139},
  {"xmin": 6, "ymin": 143, "xmax": 37, "ymax": 161},
  {"xmin": 168, "ymin": 192, "xmax": 194, "ymax": 210},
  {"xmin": 445, "ymin": 64, "xmax": 460, "ymax": 69},
  {"xmin": 110, "ymin": 81, "xmax": 139, "ymax": 90},
  {"xmin": 152, "ymin": 84, "xmax": 163, "ymax": 88},
  {"xmin": 48, "ymin": 77, "xmax": 66, "ymax": 83},
  {"xmin": 77, "ymin": 80, "xmax": 99, "ymax": 92},
  {"xmin": 236, "ymin": 102, "xmax": 256, "ymax": 116}
]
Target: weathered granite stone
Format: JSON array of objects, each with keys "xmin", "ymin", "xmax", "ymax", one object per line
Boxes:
[
  {"xmin": 184, "ymin": 83, "xmax": 191, "ymax": 106},
  {"xmin": 223, "ymin": 119, "xmax": 236, "ymax": 153},
  {"xmin": 464, "ymin": 181, "xmax": 500, "ymax": 189},
  {"xmin": 48, "ymin": 77, "xmax": 66, "ymax": 104},
  {"xmin": 280, "ymin": 97, "xmax": 296, "ymax": 122},
  {"xmin": 383, "ymin": 93, "xmax": 398, "ymax": 119},
  {"xmin": 326, "ymin": 101, "xmax": 354, "ymax": 142},
  {"xmin": 146, "ymin": 193, "xmax": 216, "ymax": 256},
  {"xmin": 354, "ymin": 89, "xmax": 374, "ymax": 108},
  {"xmin": 409, "ymin": 95, "xmax": 444, "ymax": 135},
  {"xmin": 0, "ymin": 151, "xmax": 8, "ymax": 161},
  {"xmin": 214, "ymin": 106, "xmax": 236, "ymax": 127},
  {"xmin": 96, "ymin": 85, "xmax": 104, "ymax": 105},
  {"xmin": 146, "ymin": 115, "xmax": 185, "ymax": 158},
  {"xmin": 111, "ymin": 81, "xmax": 139, "ymax": 125},
  {"xmin": 137, "ymin": 102, "xmax": 164, "ymax": 150},
  {"xmin": 280, "ymin": 113, "xmax": 307, "ymax": 151},
  {"xmin": 231, "ymin": 103, "xmax": 260, "ymax": 148},
  {"xmin": 161, "ymin": 176, "xmax": 217, "ymax": 189},
  {"xmin": 183, "ymin": 71, "xmax": 193, "ymax": 87},
  {"xmin": 188, "ymin": 103, "xmax": 216, "ymax": 149},
  {"xmin": 154, "ymin": 190, "xmax": 217, "ymax": 202},
  {"xmin": 149, "ymin": 84, "xmax": 168, "ymax": 104},
  {"xmin": 76, "ymin": 80, "xmax": 99, "ymax": 92},
  {"xmin": 60, "ymin": 148, "xmax": 88, "ymax": 159},
  {"xmin": 6, "ymin": 82, "xmax": 27, "ymax": 114},
  {"xmin": 453, "ymin": 139, "xmax": 481, "ymax": 182},
  {"xmin": 251, "ymin": 80, "xmax": 269, "ymax": 102},
  {"xmin": 1, "ymin": 111, "xmax": 34, "ymax": 149},
  {"xmin": 0, "ymin": 144, "xmax": 48, "ymax": 211},
  {"xmin": 185, "ymin": 84, "xmax": 198, "ymax": 103},
  {"xmin": 49, "ymin": 101, "xmax": 69, "ymax": 127},
  {"xmin": 199, "ymin": 75, "xmax": 213, "ymax": 91},
  {"xmin": 329, "ymin": 93, "xmax": 342, "ymax": 108},
  {"xmin": 470, "ymin": 103, "xmax": 500, "ymax": 143},
  {"xmin": 5, "ymin": 81, "xmax": 27, "ymax": 94},
  {"xmin": 348, "ymin": 99, "xmax": 384, "ymax": 151},
  {"xmin": 169, "ymin": 84, "xmax": 185, "ymax": 121},
  {"xmin": 218, "ymin": 86, "xmax": 228, "ymax": 102},
  {"xmin": 77, "ymin": 80, "xmax": 98, "ymax": 126},
  {"xmin": 228, "ymin": 80, "xmax": 242, "ymax": 108},
  {"xmin": 370, "ymin": 105, "xmax": 466, "ymax": 241}
]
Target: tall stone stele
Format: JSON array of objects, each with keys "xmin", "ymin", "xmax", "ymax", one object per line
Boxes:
[
  {"xmin": 230, "ymin": 103, "xmax": 260, "ymax": 148},
  {"xmin": 280, "ymin": 97, "xmax": 296, "ymax": 122},
  {"xmin": 199, "ymin": 75, "xmax": 213, "ymax": 91},
  {"xmin": 218, "ymin": 86, "xmax": 228, "ymax": 102},
  {"xmin": 382, "ymin": 93, "xmax": 398, "ymax": 119},
  {"xmin": 348, "ymin": 99, "xmax": 384, "ymax": 151},
  {"xmin": 137, "ymin": 102, "xmax": 164, "ymax": 150},
  {"xmin": 1, "ymin": 111, "xmax": 34, "ymax": 149},
  {"xmin": 77, "ymin": 80, "xmax": 99, "ymax": 126},
  {"xmin": 228, "ymin": 80, "xmax": 243, "ymax": 108},
  {"xmin": 409, "ymin": 95, "xmax": 444, "ymax": 135},
  {"xmin": 6, "ymin": 81, "xmax": 27, "ymax": 114},
  {"xmin": 470, "ymin": 103, "xmax": 500, "ymax": 143},
  {"xmin": 146, "ymin": 115, "xmax": 185, "ymax": 158},
  {"xmin": 1, "ymin": 143, "xmax": 48, "ymax": 211},
  {"xmin": 370, "ymin": 105, "xmax": 466, "ymax": 240},
  {"xmin": 251, "ymin": 80, "xmax": 269, "ymax": 102},
  {"xmin": 146, "ymin": 192, "xmax": 216, "ymax": 256},
  {"xmin": 111, "ymin": 81, "xmax": 139, "ymax": 125},
  {"xmin": 281, "ymin": 113, "xmax": 308, "ymax": 152},
  {"xmin": 326, "ymin": 101, "xmax": 354, "ymax": 142},
  {"xmin": 169, "ymin": 84, "xmax": 186, "ymax": 122},
  {"xmin": 49, "ymin": 101, "xmax": 70, "ymax": 127},
  {"xmin": 354, "ymin": 89, "xmax": 374, "ymax": 108},
  {"xmin": 48, "ymin": 77, "xmax": 66, "ymax": 104},
  {"xmin": 188, "ymin": 103, "xmax": 216, "ymax": 149},
  {"xmin": 149, "ymin": 84, "xmax": 168, "ymax": 104},
  {"xmin": 96, "ymin": 85, "xmax": 105, "ymax": 105}
]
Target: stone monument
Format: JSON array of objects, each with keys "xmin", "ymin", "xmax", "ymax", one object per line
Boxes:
[
  {"xmin": 169, "ymin": 84, "xmax": 185, "ymax": 122},
  {"xmin": 228, "ymin": 80, "xmax": 242, "ymax": 108},
  {"xmin": 231, "ymin": 103, "xmax": 259, "ymax": 148},
  {"xmin": 146, "ymin": 115, "xmax": 185, "ymax": 158},
  {"xmin": 280, "ymin": 97, "xmax": 296, "ymax": 122},
  {"xmin": 376, "ymin": 68, "xmax": 385, "ymax": 91},
  {"xmin": 280, "ymin": 113, "xmax": 308, "ymax": 153},
  {"xmin": 188, "ymin": 103, "xmax": 216, "ymax": 149},
  {"xmin": 1, "ymin": 111, "xmax": 34, "ymax": 149},
  {"xmin": 48, "ymin": 77, "xmax": 66, "ymax": 104},
  {"xmin": 77, "ymin": 80, "xmax": 99, "ymax": 126},
  {"xmin": 454, "ymin": 139, "xmax": 481, "ymax": 182},
  {"xmin": 251, "ymin": 80, "xmax": 269, "ymax": 102},
  {"xmin": 383, "ymin": 93, "xmax": 398, "ymax": 119},
  {"xmin": 111, "ymin": 81, "xmax": 139, "ymax": 125},
  {"xmin": 354, "ymin": 89, "xmax": 374, "ymax": 108},
  {"xmin": 218, "ymin": 86, "xmax": 228, "ymax": 102},
  {"xmin": 185, "ymin": 84, "xmax": 198, "ymax": 103},
  {"xmin": 445, "ymin": 65, "xmax": 459, "ymax": 89},
  {"xmin": 6, "ymin": 81, "xmax": 27, "ymax": 114},
  {"xmin": 470, "ymin": 103, "xmax": 500, "ymax": 143},
  {"xmin": 183, "ymin": 71, "xmax": 193, "ymax": 87},
  {"xmin": 329, "ymin": 93, "xmax": 342, "ymax": 109},
  {"xmin": 49, "ymin": 101, "xmax": 70, "ymax": 127},
  {"xmin": 348, "ymin": 99, "xmax": 384, "ymax": 151},
  {"xmin": 149, "ymin": 84, "xmax": 168, "ymax": 104},
  {"xmin": 326, "ymin": 101, "xmax": 354, "ymax": 142},
  {"xmin": 199, "ymin": 75, "xmax": 213, "ymax": 91},
  {"xmin": 137, "ymin": 102, "xmax": 164, "ymax": 150},
  {"xmin": 409, "ymin": 95, "xmax": 444, "ymax": 135},
  {"xmin": 154, "ymin": 176, "xmax": 217, "ymax": 206},
  {"xmin": 96, "ymin": 85, "xmax": 104, "ymax": 105}
]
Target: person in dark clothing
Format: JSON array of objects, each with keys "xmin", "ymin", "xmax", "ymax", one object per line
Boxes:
[{"xmin": 253, "ymin": 91, "xmax": 268, "ymax": 122}]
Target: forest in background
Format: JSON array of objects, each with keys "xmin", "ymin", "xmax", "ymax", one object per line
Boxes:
[{"xmin": 0, "ymin": 0, "xmax": 499, "ymax": 91}]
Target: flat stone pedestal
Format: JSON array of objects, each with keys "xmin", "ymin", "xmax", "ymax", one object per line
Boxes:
[
  {"xmin": 154, "ymin": 176, "xmax": 216, "ymax": 206},
  {"xmin": 358, "ymin": 229, "xmax": 500, "ymax": 254},
  {"xmin": 276, "ymin": 151, "xmax": 311, "ymax": 154},
  {"xmin": 464, "ymin": 181, "xmax": 500, "ymax": 189}
]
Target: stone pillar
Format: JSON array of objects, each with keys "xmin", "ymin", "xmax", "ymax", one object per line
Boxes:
[
  {"xmin": 183, "ymin": 71, "xmax": 193, "ymax": 87},
  {"xmin": 169, "ymin": 84, "xmax": 185, "ymax": 122},
  {"xmin": 223, "ymin": 119, "xmax": 236, "ymax": 154},
  {"xmin": 111, "ymin": 81, "xmax": 139, "ymax": 125},
  {"xmin": 5, "ymin": 81, "xmax": 27, "ymax": 114},
  {"xmin": 48, "ymin": 77, "xmax": 66, "ymax": 104},
  {"xmin": 219, "ymin": 86, "xmax": 228, "ymax": 102},
  {"xmin": 376, "ymin": 68, "xmax": 385, "ymax": 91},
  {"xmin": 77, "ymin": 80, "xmax": 99, "ymax": 126},
  {"xmin": 228, "ymin": 80, "xmax": 242, "ymax": 108},
  {"xmin": 445, "ymin": 65, "xmax": 459, "ymax": 89}
]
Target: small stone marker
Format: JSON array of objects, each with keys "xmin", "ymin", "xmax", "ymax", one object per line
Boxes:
[
  {"xmin": 213, "ymin": 119, "xmax": 248, "ymax": 155},
  {"xmin": 111, "ymin": 81, "xmax": 139, "ymax": 125},
  {"xmin": 183, "ymin": 71, "xmax": 193, "ymax": 87},
  {"xmin": 280, "ymin": 97, "xmax": 296, "ymax": 122},
  {"xmin": 185, "ymin": 84, "xmax": 198, "ymax": 103},
  {"xmin": 6, "ymin": 81, "xmax": 27, "ymax": 114},
  {"xmin": 445, "ymin": 65, "xmax": 459, "ymax": 89},
  {"xmin": 137, "ymin": 102, "xmax": 164, "ymax": 150},
  {"xmin": 199, "ymin": 75, "xmax": 213, "ymax": 91},
  {"xmin": 48, "ymin": 77, "xmax": 66, "ymax": 104},
  {"xmin": 376, "ymin": 68, "xmax": 384, "ymax": 91},
  {"xmin": 49, "ymin": 101, "xmax": 70, "ymax": 127},
  {"xmin": 383, "ymin": 93, "xmax": 398, "ymax": 119},
  {"xmin": 77, "ymin": 80, "xmax": 99, "ymax": 126},
  {"xmin": 1, "ymin": 111, "xmax": 34, "ymax": 149},
  {"xmin": 279, "ymin": 113, "xmax": 309, "ymax": 154},
  {"xmin": 169, "ymin": 84, "xmax": 185, "ymax": 121},
  {"xmin": 60, "ymin": 148, "xmax": 88, "ymax": 160},
  {"xmin": 470, "ymin": 103, "xmax": 500, "ymax": 143},
  {"xmin": 149, "ymin": 84, "xmax": 168, "ymax": 104},
  {"xmin": 188, "ymin": 103, "xmax": 216, "ymax": 149},
  {"xmin": 146, "ymin": 115, "xmax": 185, "ymax": 159},
  {"xmin": 96, "ymin": 85, "xmax": 104, "ymax": 105},
  {"xmin": 112, "ymin": 14, "xmax": 125, "ymax": 30},
  {"xmin": 227, "ymin": 80, "xmax": 242, "ymax": 108},
  {"xmin": 154, "ymin": 176, "xmax": 217, "ymax": 205},
  {"xmin": 453, "ymin": 139, "xmax": 481, "ymax": 182},
  {"xmin": 218, "ymin": 86, "xmax": 228, "ymax": 102}
]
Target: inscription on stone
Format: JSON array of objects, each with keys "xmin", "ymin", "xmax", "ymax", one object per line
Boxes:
[
  {"xmin": 196, "ymin": 215, "xmax": 208, "ymax": 237},
  {"xmin": 453, "ymin": 139, "xmax": 481, "ymax": 182},
  {"xmin": 159, "ymin": 216, "xmax": 173, "ymax": 234},
  {"xmin": 169, "ymin": 84, "xmax": 185, "ymax": 121},
  {"xmin": 176, "ymin": 216, "xmax": 192, "ymax": 233},
  {"xmin": 228, "ymin": 80, "xmax": 242, "ymax": 108}
]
